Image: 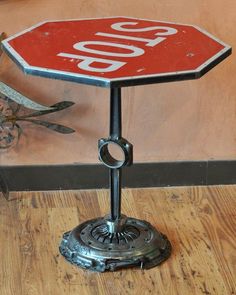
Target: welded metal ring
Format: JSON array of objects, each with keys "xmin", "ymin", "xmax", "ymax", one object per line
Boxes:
[{"xmin": 98, "ymin": 137, "xmax": 133, "ymax": 169}]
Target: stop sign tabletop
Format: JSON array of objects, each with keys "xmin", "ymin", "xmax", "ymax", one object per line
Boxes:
[
  {"xmin": 1, "ymin": 17, "xmax": 232, "ymax": 272},
  {"xmin": 1, "ymin": 17, "xmax": 231, "ymax": 87}
]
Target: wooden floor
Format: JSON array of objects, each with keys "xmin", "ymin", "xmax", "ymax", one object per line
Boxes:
[{"xmin": 0, "ymin": 186, "xmax": 235, "ymax": 295}]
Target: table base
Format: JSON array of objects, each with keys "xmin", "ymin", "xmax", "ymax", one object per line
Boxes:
[{"xmin": 59, "ymin": 215, "xmax": 171, "ymax": 272}]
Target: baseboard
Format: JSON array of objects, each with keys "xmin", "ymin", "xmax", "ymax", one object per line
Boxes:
[{"xmin": 1, "ymin": 160, "xmax": 236, "ymax": 194}]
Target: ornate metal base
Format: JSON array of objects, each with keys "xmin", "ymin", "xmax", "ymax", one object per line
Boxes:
[{"xmin": 59, "ymin": 215, "xmax": 171, "ymax": 272}]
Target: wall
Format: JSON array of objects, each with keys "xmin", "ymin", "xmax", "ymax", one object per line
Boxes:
[{"xmin": 0, "ymin": 0, "xmax": 235, "ymax": 165}]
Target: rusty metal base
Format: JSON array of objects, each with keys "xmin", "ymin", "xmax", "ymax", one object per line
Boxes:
[{"xmin": 59, "ymin": 216, "xmax": 171, "ymax": 272}]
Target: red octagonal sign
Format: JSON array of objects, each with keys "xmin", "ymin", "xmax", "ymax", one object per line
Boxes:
[{"xmin": 2, "ymin": 17, "xmax": 231, "ymax": 87}]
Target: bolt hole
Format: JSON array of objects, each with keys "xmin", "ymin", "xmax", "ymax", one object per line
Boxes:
[
  {"xmin": 81, "ymin": 232, "xmax": 85, "ymax": 235},
  {"xmin": 108, "ymin": 247, "xmax": 112, "ymax": 250},
  {"xmin": 88, "ymin": 241, "xmax": 92, "ymax": 245},
  {"xmin": 131, "ymin": 246, "xmax": 135, "ymax": 249}
]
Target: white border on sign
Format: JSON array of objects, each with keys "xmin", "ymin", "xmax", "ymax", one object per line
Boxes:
[{"xmin": 1, "ymin": 16, "xmax": 231, "ymax": 87}]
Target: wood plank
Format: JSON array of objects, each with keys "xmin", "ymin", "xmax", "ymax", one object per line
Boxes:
[
  {"xmin": 0, "ymin": 186, "xmax": 235, "ymax": 295},
  {"xmin": 130, "ymin": 187, "xmax": 229, "ymax": 295},
  {"xmin": 190, "ymin": 186, "xmax": 236, "ymax": 294},
  {"xmin": 0, "ymin": 199, "xmax": 22, "ymax": 295}
]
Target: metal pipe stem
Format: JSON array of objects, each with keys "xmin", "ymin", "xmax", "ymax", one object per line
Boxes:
[
  {"xmin": 110, "ymin": 87, "xmax": 121, "ymax": 139},
  {"xmin": 109, "ymin": 87, "xmax": 122, "ymax": 220}
]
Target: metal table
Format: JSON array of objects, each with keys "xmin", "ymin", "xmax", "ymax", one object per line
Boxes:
[{"xmin": 2, "ymin": 17, "xmax": 231, "ymax": 272}]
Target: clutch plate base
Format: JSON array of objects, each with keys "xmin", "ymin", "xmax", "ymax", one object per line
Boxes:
[{"xmin": 59, "ymin": 215, "xmax": 171, "ymax": 272}]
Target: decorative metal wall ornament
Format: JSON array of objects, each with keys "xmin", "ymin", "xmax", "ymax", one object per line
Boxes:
[
  {"xmin": 0, "ymin": 84, "xmax": 75, "ymax": 149},
  {"xmin": 0, "ymin": 33, "xmax": 75, "ymax": 149}
]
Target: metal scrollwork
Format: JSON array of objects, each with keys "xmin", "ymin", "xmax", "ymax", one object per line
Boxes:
[{"xmin": 0, "ymin": 82, "xmax": 75, "ymax": 149}]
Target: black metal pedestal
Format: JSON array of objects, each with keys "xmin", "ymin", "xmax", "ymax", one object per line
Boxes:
[{"xmin": 59, "ymin": 87, "xmax": 171, "ymax": 272}]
